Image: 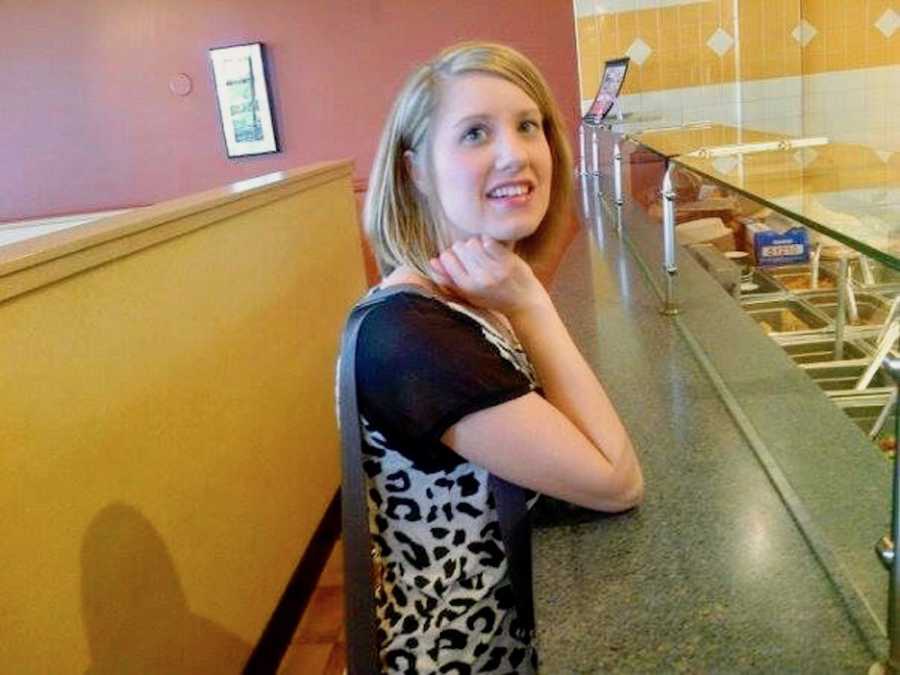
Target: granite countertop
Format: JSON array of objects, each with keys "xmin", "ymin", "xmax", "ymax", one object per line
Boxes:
[{"xmin": 533, "ymin": 181, "xmax": 886, "ymax": 673}]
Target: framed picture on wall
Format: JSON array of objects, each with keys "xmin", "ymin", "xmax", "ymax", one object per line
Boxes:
[{"xmin": 209, "ymin": 42, "xmax": 280, "ymax": 158}]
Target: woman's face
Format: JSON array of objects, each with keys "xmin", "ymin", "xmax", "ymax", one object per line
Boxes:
[{"xmin": 419, "ymin": 73, "xmax": 553, "ymax": 246}]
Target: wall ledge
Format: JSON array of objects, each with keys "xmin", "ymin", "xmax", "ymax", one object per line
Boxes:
[{"xmin": 0, "ymin": 160, "xmax": 353, "ymax": 303}]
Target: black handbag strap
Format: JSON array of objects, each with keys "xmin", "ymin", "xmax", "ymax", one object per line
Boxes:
[{"xmin": 339, "ymin": 284, "xmax": 534, "ymax": 675}]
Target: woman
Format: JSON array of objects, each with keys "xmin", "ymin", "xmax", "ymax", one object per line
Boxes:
[{"xmin": 347, "ymin": 41, "xmax": 644, "ymax": 673}]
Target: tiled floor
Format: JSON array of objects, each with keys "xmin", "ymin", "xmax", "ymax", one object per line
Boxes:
[{"xmin": 278, "ymin": 540, "xmax": 346, "ymax": 675}]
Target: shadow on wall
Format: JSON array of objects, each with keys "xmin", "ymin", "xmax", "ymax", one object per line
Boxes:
[{"xmin": 80, "ymin": 503, "xmax": 251, "ymax": 674}]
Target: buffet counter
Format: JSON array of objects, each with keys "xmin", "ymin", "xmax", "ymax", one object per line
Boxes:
[{"xmin": 532, "ymin": 173, "xmax": 887, "ymax": 671}]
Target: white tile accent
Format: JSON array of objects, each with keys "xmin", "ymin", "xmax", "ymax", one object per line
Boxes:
[
  {"xmin": 803, "ymin": 112, "xmax": 826, "ymax": 134},
  {"xmin": 706, "ymin": 27, "xmax": 735, "ymax": 57},
  {"xmin": 742, "ymin": 99, "xmax": 767, "ymax": 121},
  {"xmin": 875, "ymin": 8, "xmax": 899, "ymax": 38},
  {"xmin": 595, "ymin": 0, "xmax": 637, "ymax": 12},
  {"xmin": 766, "ymin": 76, "xmax": 801, "ymax": 99},
  {"xmin": 802, "ymin": 65, "xmax": 900, "ymax": 152},
  {"xmin": 626, "ymin": 37, "xmax": 653, "ymax": 66},
  {"xmin": 791, "ymin": 19, "xmax": 818, "ymax": 48},
  {"xmin": 863, "ymin": 65, "xmax": 891, "ymax": 89},
  {"xmin": 720, "ymin": 82, "xmax": 738, "ymax": 100},
  {"xmin": 712, "ymin": 156, "xmax": 740, "ymax": 175},
  {"xmin": 793, "ymin": 147, "xmax": 819, "ymax": 168},
  {"xmin": 574, "ymin": 0, "xmax": 597, "ymax": 18},
  {"xmin": 641, "ymin": 91, "xmax": 664, "ymax": 111},
  {"xmin": 589, "ymin": 0, "xmax": 710, "ymax": 13},
  {"xmin": 740, "ymin": 80, "xmax": 766, "ymax": 101},
  {"xmin": 765, "ymin": 96, "xmax": 801, "ymax": 119}
]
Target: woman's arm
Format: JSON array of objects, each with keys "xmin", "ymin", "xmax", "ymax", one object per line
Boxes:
[{"xmin": 432, "ymin": 236, "xmax": 644, "ymax": 512}]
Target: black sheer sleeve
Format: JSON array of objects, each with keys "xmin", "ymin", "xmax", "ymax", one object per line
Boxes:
[{"xmin": 356, "ymin": 294, "xmax": 534, "ymax": 468}]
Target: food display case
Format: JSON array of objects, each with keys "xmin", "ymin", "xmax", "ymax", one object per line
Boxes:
[
  {"xmin": 673, "ymin": 139, "xmax": 900, "ymax": 449},
  {"xmin": 582, "ymin": 121, "xmax": 900, "ymax": 663}
]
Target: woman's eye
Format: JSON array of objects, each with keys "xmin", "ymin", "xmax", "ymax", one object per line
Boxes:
[
  {"xmin": 462, "ymin": 127, "xmax": 487, "ymax": 144},
  {"xmin": 520, "ymin": 119, "xmax": 541, "ymax": 134}
]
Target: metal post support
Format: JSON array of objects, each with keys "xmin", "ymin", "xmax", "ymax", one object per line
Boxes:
[
  {"xmin": 613, "ymin": 142, "xmax": 624, "ymax": 207},
  {"xmin": 591, "ymin": 126, "xmax": 600, "ymax": 176},
  {"xmin": 579, "ymin": 171, "xmax": 591, "ymax": 219},
  {"xmin": 592, "ymin": 174, "xmax": 606, "ymax": 247},
  {"xmin": 861, "ymin": 256, "xmax": 877, "ymax": 285},
  {"xmin": 810, "ymin": 242, "xmax": 822, "ymax": 289},
  {"xmin": 578, "ymin": 125, "xmax": 587, "ymax": 176},
  {"xmin": 660, "ymin": 164, "xmax": 680, "ymax": 316},
  {"xmin": 874, "ymin": 353, "xmax": 900, "ymax": 675},
  {"xmin": 834, "ymin": 256, "xmax": 849, "ymax": 360},
  {"xmin": 613, "ymin": 142, "xmax": 624, "ymax": 234}
]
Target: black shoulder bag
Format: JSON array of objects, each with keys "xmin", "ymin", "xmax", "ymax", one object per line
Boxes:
[{"xmin": 338, "ymin": 284, "xmax": 534, "ymax": 675}]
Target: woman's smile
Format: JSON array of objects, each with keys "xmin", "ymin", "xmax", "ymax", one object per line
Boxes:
[{"xmin": 486, "ymin": 180, "xmax": 535, "ymax": 205}]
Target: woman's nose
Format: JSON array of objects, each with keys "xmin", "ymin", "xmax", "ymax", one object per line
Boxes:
[{"xmin": 494, "ymin": 129, "xmax": 527, "ymax": 171}]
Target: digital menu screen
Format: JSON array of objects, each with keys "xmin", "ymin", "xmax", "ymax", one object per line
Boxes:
[{"xmin": 584, "ymin": 57, "xmax": 630, "ymax": 123}]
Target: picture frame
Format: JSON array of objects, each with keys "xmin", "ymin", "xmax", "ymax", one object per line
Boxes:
[{"xmin": 209, "ymin": 42, "xmax": 280, "ymax": 158}]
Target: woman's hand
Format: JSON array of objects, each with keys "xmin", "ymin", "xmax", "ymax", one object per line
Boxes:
[{"xmin": 430, "ymin": 236, "xmax": 550, "ymax": 317}]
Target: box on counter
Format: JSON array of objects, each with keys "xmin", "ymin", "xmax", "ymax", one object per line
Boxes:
[
  {"xmin": 753, "ymin": 227, "xmax": 810, "ymax": 266},
  {"xmin": 740, "ymin": 216, "xmax": 810, "ymax": 266}
]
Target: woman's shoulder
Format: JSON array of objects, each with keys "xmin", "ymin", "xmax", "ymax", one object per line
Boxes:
[{"xmin": 359, "ymin": 288, "xmax": 481, "ymax": 349}]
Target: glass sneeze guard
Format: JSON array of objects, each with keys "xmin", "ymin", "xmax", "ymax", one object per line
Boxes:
[
  {"xmin": 627, "ymin": 123, "xmax": 795, "ymax": 160},
  {"xmin": 673, "ymin": 142, "xmax": 900, "ymax": 271}
]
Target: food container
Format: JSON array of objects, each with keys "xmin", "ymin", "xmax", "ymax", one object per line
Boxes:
[
  {"xmin": 778, "ymin": 338, "xmax": 869, "ymax": 364},
  {"xmin": 800, "ymin": 360, "xmax": 893, "ymax": 395},
  {"xmin": 834, "ymin": 392, "xmax": 895, "ymax": 434},
  {"xmin": 767, "ymin": 264, "xmax": 838, "ymax": 292},
  {"xmin": 741, "ymin": 298, "xmax": 830, "ymax": 336},
  {"xmin": 739, "ymin": 268, "xmax": 783, "ymax": 297},
  {"xmin": 802, "ymin": 291, "xmax": 892, "ymax": 327}
]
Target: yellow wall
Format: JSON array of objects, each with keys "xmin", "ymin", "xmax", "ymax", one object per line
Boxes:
[
  {"xmin": 802, "ymin": 0, "xmax": 899, "ymax": 73},
  {"xmin": 578, "ymin": 0, "xmax": 743, "ymax": 96},
  {"xmin": 577, "ymin": 0, "xmax": 899, "ymax": 98},
  {"xmin": 0, "ymin": 162, "xmax": 367, "ymax": 673}
]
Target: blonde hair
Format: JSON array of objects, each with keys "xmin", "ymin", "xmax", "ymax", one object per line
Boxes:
[{"xmin": 364, "ymin": 41, "xmax": 574, "ymax": 278}]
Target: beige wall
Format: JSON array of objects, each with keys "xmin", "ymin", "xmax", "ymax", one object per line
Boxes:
[{"xmin": 0, "ymin": 161, "xmax": 366, "ymax": 673}]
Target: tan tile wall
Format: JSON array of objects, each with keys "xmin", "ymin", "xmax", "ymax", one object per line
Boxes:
[
  {"xmin": 802, "ymin": 0, "xmax": 899, "ymax": 73},
  {"xmin": 577, "ymin": 0, "xmax": 899, "ymax": 98}
]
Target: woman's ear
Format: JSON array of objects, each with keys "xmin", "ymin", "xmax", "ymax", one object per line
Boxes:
[{"xmin": 404, "ymin": 150, "xmax": 428, "ymax": 194}]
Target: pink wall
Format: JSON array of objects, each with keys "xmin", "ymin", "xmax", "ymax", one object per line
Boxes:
[{"xmin": 2, "ymin": 1, "xmax": 579, "ymax": 221}]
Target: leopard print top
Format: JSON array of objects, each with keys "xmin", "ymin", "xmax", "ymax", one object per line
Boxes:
[{"xmin": 356, "ymin": 292, "xmax": 540, "ymax": 674}]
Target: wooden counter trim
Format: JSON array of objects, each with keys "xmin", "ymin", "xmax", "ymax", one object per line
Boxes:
[{"xmin": 0, "ymin": 160, "xmax": 353, "ymax": 303}]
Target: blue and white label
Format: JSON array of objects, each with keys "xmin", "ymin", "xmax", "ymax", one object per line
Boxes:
[{"xmin": 754, "ymin": 228, "xmax": 809, "ymax": 266}]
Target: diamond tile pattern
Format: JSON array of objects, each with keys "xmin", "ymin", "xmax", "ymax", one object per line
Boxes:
[
  {"xmin": 626, "ymin": 37, "xmax": 652, "ymax": 66},
  {"xmin": 791, "ymin": 19, "xmax": 818, "ymax": 48},
  {"xmin": 875, "ymin": 9, "xmax": 899, "ymax": 38},
  {"xmin": 712, "ymin": 156, "xmax": 739, "ymax": 175},
  {"xmin": 706, "ymin": 28, "xmax": 735, "ymax": 57},
  {"xmin": 793, "ymin": 147, "xmax": 819, "ymax": 168}
]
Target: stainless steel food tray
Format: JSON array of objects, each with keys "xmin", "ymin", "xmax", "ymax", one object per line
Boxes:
[{"xmin": 740, "ymin": 297, "xmax": 831, "ymax": 336}]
